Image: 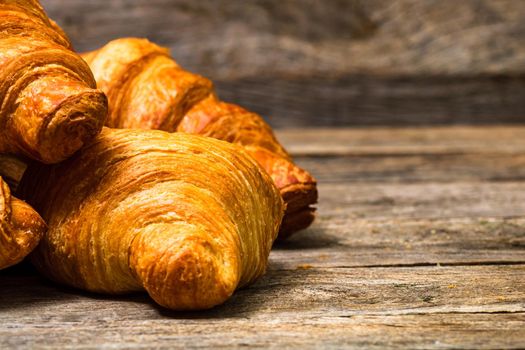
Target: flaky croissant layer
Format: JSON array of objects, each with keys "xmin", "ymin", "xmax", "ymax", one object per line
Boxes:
[
  {"xmin": 0, "ymin": 0, "xmax": 107, "ymax": 164},
  {"xmin": 0, "ymin": 177, "xmax": 46, "ymax": 269},
  {"xmin": 81, "ymin": 38, "xmax": 317, "ymax": 237},
  {"xmin": 19, "ymin": 128, "xmax": 284, "ymax": 310}
]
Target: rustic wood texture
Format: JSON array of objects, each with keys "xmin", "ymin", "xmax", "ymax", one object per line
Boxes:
[
  {"xmin": 285, "ymin": 126, "xmax": 525, "ymax": 183},
  {"xmin": 1, "ymin": 126, "xmax": 524, "ymax": 349},
  {"xmin": 38, "ymin": 0, "xmax": 525, "ymax": 127},
  {"xmin": 1, "ymin": 265, "xmax": 524, "ymax": 349},
  {"xmin": 214, "ymin": 76, "xmax": 525, "ymax": 127},
  {"xmin": 39, "ymin": 0, "xmax": 525, "ymax": 78}
]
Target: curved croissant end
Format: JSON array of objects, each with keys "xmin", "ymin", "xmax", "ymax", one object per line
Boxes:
[
  {"xmin": 19, "ymin": 128, "xmax": 284, "ymax": 310},
  {"xmin": 0, "ymin": 177, "xmax": 46, "ymax": 270},
  {"xmin": 0, "ymin": 0, "xmax": 107, "ymax": 164},
  {"xmin": 81, "ymin": 38, "xmax": 317, "ymax": 237}
]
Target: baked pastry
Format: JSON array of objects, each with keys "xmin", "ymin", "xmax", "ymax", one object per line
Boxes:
[
  {"xmin": 81, "ymin": 38, "xmax": 316, "ymax": 237},
  {"xmin": 18, "ymin": 128, "xmax": 284, "ymax": 310},
  {"xmin": 0, "ymin": 176, "xmax": 46, "ymax": 269},
  {"xmin": 0, "ymin": 0, "xmax": 107, "ymax": 164}
]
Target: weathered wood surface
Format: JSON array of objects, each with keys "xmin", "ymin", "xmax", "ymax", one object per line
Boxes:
[
  {"xmin": 286, "ymin": 126, "xmax": 525, "ymax": 183},
  {"xmin": 214, "ymin": 77, "xmax": 525, "ymax": 127},
  {"xmin": 276, "ymin": 216, "xmax": 525, "ymax": 268},
  {"xmin": 39, "ymin": 0, "xmax": 525, "ymax": 127},
  {"xmin": 277, "ymin": 127, "xmax": 525, "ymax": 155},
  {"xmin": 40, "ymin": 0, "xmax": 525, "ymax": 78},
  {"xmin": 1, "ymin": 265, "xmax": 524, "ymax": 349},
  {"xmin": 1, "ymin": 126, "xmax": 525, "ymax": 349}
]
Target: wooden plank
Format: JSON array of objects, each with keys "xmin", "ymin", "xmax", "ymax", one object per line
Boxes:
[
  {"xmin": 4, "ymin": 265, "xmax": 522, "ymax": 316},
  {"xmin": 274, "ymin": 217, "xmax": 525, "ymax": 269},
  {"xmin": 2, "ymin": 313, "xmax": 523, "ymax": 349},
  {"xmin": 214, "ymin": 77, "xmax": 525, "ymax": 128},
  {"xmin": 294, "ymin": 153, "xmax": 525, "ymax": 183},
  {"xmin": 276, "ymin": 127, "xmax": 525, "ymax": 156},
  {"xmin": 39, "ymin": 0, "xmax": 525, "ymax": 127},
  {"xmin": 280, "ymin": 127, "xmax": 525, "ymax": 183},
  {"xmin": 318, "ymin": 181, "xmax": 525, "ymax": 219},
  {"xmin": 1, "ymin": 265, "xmax": 524, "ymax": 348}
]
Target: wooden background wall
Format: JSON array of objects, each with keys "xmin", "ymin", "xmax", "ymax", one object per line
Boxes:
[{"xmin": 41, "ymin": 0, "xmax": 525, "ymax": 128}]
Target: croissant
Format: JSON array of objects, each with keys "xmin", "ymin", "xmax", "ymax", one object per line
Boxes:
[
  {"xmin": 18, "ymin": 128, "xmax": 284, "ymax": 310},
  {"xmin": 0, "ymin": 0, "xmax": 107, "ymax": 164},
  {"xmin": 0, "ymin": 176, "xmax": 46, "ymax": 269},
  {"xmin": 81, "ymin": 38, "xmax": 316, "ymax": 238}
]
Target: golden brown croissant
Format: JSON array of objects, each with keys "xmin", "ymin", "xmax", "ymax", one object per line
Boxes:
[
  {"xmin": 81, "ymin": 38, "xmax": 316, "ymax": 238},
  {"xmin": 18, "ymin": 128, "xmax": 284, "ymax": 310},
  {"xmin": 0, "ymin": 176, "xmax": 46, "ymax": 269},
  {"xmin": 0, "ymin": 0, "xmax": 107, "ymax": 164}
]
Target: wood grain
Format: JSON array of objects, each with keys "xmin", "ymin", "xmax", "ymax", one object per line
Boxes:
[
  {"xmin": 285, "ymin": 127, "xmax": 525, "ymax": 183},
  {"xmin": 39, "ymin": 0, "xmax": 525, "ymax": 127},
  {"xmin": 319, "ymin": 181, "xmax": 525, "ymax": 220},
  {"xmin": 2, "ymin": 313, "xmax": 523, "ymax": 349},
  {"xmin": 275, "ymin": 216, "xmax": 525, "ymax": 269},
  {"xmin": 214, "ymin": 76, "xmax": 525, "ymax": 127},
  {"xmin": 295, "ymin": 153, "xmax": 525, "ymax": 184},
  {"xmin": 1, "ymin": 265, "xmax": 524, "ymax": 349},
  {"xmin": 276, "ymin": 127, "xmax": 525, "ymax": 156}
]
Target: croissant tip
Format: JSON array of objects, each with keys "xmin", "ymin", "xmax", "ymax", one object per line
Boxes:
[
  {"xmin": 137, "ymin": 241, "xmax": 238, "ymax": 310},
  {"xmin": 36, "ymin": 90, "xmax": 108, "ymax": 164}
]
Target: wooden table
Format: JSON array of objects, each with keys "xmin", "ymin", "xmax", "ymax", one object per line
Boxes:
[{"xmin": 1, "ymin": 126, "xmax": 524, "ymax": 349}]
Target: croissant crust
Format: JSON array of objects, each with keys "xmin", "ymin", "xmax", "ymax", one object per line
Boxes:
[{"xmin": 19, "ymin": 128, "xmax": 284, "ymax": 310}]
